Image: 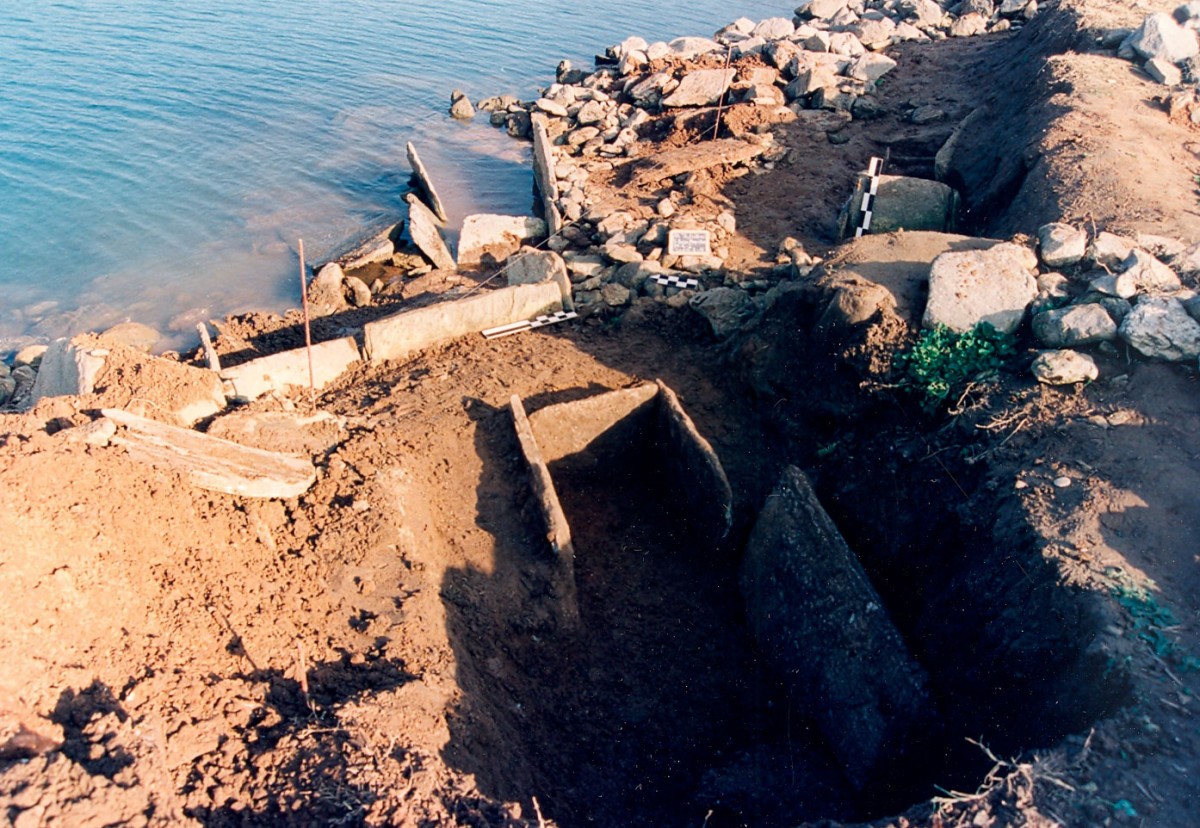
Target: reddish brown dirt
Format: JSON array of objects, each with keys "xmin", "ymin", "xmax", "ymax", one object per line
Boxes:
[{"xmin": 5, "ymin": 2, "xmax": 1200, "ymax": 826}]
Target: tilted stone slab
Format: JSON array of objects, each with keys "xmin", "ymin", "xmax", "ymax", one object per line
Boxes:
[
  {"xmin": 655, "ymin": 381, "xmax": 733, "ymax": 546},
  {"xmin": 405, "ymin": 193, "xmax": 455, "ymax": 271},
  {"xmin": 406, "ymin": 141, "xmax": 448, "ymax": 222},
  {"xmin": 740, "ymin": 465, "xmax": 936, "ymax": 790},
  {"xmin": 363, "ymin": 281, "xmax": 563, "ymax": 364},
  {"xmin": 633, "ymin": 139, "xmax": 767, "ymax": 186},
  {"xmin": 29, "ymin": 337, "xmax": 107, "ymax": 401},
  {"xmin": 509, "ymin": 394, "xmax": 580, "ymax": 629},
  {"xmin": 220, "ymin": 337, "xmax": 361, "ymax": 402},
  {"xmin": 103, "ymin": 408, "xmax": 317, "ymax": 499}
]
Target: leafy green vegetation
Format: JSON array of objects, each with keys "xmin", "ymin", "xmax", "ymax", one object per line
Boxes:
[
  {"xmin": 1109, "ymin": 569, "xmax": 1200, "ymax": 673},
  {"xmin": 894, "ymin": 323, "xmax": 1016, "ymax": 411}
]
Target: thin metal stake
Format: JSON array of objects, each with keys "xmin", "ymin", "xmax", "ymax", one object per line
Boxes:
[
  {"xmin": 298, "ymin": 239, "xmax": 316, "ymax": 408},
  {"xmin": 710, "ymin": 43, "xmax": 733, "ymax": 141}
]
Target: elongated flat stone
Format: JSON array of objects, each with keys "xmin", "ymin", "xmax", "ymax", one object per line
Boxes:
[
  {"xmin": 406, "ymin": 142, "xmax": 448, "ymax": 222},
  {"xmin": 103, "ymin": 408, "xmax": 317, "ymax": 498},
  {"xmin": 634, "ymin": 139, "xmax": 767, "ymax": 186},
  {"xmin": 220, "ymin": 337, "xmax": 361, "ymax": 402},
  {"xmin": 363, "ymin": 281, "xmax": 563, "ymax": 364}
]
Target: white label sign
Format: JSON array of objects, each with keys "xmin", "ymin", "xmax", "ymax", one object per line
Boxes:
[{"xmin": 667, "ymin": 229, "xmax": 712, "ymax": 257}]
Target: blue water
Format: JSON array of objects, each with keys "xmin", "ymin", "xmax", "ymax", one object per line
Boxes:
[{"xmin": 0, "ymin": 0, "xmax": 787, "ymax": 352}]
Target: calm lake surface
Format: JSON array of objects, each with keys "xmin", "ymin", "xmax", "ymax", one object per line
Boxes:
[{"xmin": 0, "ymin": 0, "xmax": 787, "ymax": 352}]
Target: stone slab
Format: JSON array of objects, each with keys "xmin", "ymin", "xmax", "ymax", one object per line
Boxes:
[
  {"xmin": 406, "ymin": 141, "xmax": 448, "ymax": 222},
  {"xmin": 531, "ymin": 113, "xmax": 563, "ymax": 236},
  {"xmin": 655, "ymin": 381, "xmax": 733, "ymax": 546},
  {"xmin": 740, "ymin": 465, "xmax": 935, "ymax": 790},
  {"xmin": 336, "ymin": 223, "xmax": 403, "ymax": 271},
  {"xmin": 843, "ymin": 175, "xmax": 959, "ymax": 238},
  {"xmin": 634, "ymin": 139, "xmax": 767, "ymax": 186},
  {"xmin": 363, "ymin": 281, "xmax": 563, "ymax": 364},
  {"xmin": 458, "ymin": 214, "xmax": 548, "ymax": 266},
  {"xmin": 510, "ymin": 395, "xmax": 580, "ymax": 629},
  {"xmin": 923, "ymin": 242, "xmax": 1038, "ymax": 334},
  {"xmin": 405, "ymin": 193, "xmax": 456, "ymax": 271},
  {"xmin": 528, "ymin": 383, "xmax": 660, "ymax": 463},
  {"xmin": 219, "ymin": 337, "xmax": 361, "ymax": 402},
  {"xmin": 103, "ymin": 408, "xmax": 317, "ymax": 499},
  {"xmin": 206, "ymin": 410, "xmax": 347, "ymax": 456},
  {"xmin": 29, "ymin": 337, "xmax": 107, "ymax": 401}
]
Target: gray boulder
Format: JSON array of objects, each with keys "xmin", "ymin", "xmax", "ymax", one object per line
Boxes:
[
  {"xmin": 662, "ymin": 69, "xmax": 736, "ymax": 107},
  {"xmin": 449, "ymin": 89, "xmax": 475, "ymax": 120},
  {"xmin": 753, "ymin": 17, "xmax": 795, "ymax": 39},
  {"xmin": 1118, "ymin": 295, "xmax": 1200, "ymax": 361},
  {"xmin": 689, "ymin": 288, "xmax": 756, "ymax": 337},
  {"xmin": 1122, "ymin": 12, "xmax": 1200, "ymax": 63},
  {"xmin": 1120, "ymin": 248, "xmax": 1182, "ymax": 293},
  {"xmin": 1032, "ymin": 303, "xmax": 1118, "ymax": 346},
  {"xmin": 308, "ymin": 263, "xmax": 350, "ymax": 317},
  {"xmin": 1038, "ymin": 222, "xmax": 1088, "ymax": 268},
  {"xmin": 1032, "ymin": 350, "xmax": 1100, "ymax": 385},
  {"xmin": 923, "ymin": 243, "xmax": 1038, "ymax": 334}
]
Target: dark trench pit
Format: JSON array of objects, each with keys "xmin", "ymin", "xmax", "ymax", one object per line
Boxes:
[{"xmin": 444, "ymin": 378, "xmax": 1130, "ymax": 828}]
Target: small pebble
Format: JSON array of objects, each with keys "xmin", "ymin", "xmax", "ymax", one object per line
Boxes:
[
  {"xmin": 1014, "ymin": 480, "xmax": 1029, "ymax": 490},
  {"xmin": 1053, "ymin": 476, "xmax": 1072, "ymax": 488}
]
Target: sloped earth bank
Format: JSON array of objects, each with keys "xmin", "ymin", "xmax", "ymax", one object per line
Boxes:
[{"xmin": 4, "ymin": 2, "xmax": 1200, "ymax": 828}]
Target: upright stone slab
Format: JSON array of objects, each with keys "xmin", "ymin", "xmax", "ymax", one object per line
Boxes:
[
  {"xmin": 843, "ymin": 175, "xmax": 959, "ymax": 237},
  {"xmin": 406, "ymin": 142, "xmax": 448, "ymax": 222},
  {"xmin": 527, "ymin": 383, "xmax": 659, "ymax": 463},
  {"xmin": 103, "ymin": 408, "xmax": 317, "ymax": 499},
  {"xmin": 510, "ymin": 395, "xmax": 580, "ymax": 630},
  {"xmin": 405, "ymin": 193, "xmax": 456, "ymax": 271},
  {"xmin": 363, "ymin": 281, "xmax": 563, "ymax": 364},
  {"xmin": 29, "ymin": 338, "xmax": 108, "ymax": 400},
  {"xmin": 740, "ymin": 466, "xmax": 935, "ymax": 790},
  {"xmin": 530, "ymin": 113, "xmax": 563, "ymax": 236},
  {"xmin": 219, "ymin": 337, "xmax": 361, "ymax": 402},
  {"xmin": 655, "ymin": 381, "xmax": 732, "ymax": 546}
]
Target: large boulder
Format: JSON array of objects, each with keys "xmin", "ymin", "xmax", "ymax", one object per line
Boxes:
[
  {"xmin": 1121, "ymin": 12, "xmax": 1200, "ymax": 63},
  {"xmin": 1118, "ymin": 295, "xmax": 1200, "ymax": 361},
  {"xmin": 689, "ymin": 288, "xmax": 756, "ymax": 337},
  {"xmin": 1031, "ymin": 303, "xmax": 1118, "ymax": 347},
  {"xmin": 740, "ymin": 466, "xmax": 935, "ymax": 790},
  {"xmin": 661, "ymin": 69, "xmax": 737, "ymax": 107},
  {"xmin": 923, "ymin": 243, "xmax": 1038, "ymax": 334}
]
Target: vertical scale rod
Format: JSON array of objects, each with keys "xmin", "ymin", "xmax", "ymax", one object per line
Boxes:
[
  {"xmin": 298, "ymin": 240, "xmax": 317, "ymax": 407},
  {"xmin": 710, "ymin": 43, "xmax": 733, "ymax": 141}
]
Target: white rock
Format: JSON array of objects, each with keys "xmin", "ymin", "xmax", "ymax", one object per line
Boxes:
[
  {"xmin": 800, "ymin": 0, "xmax": 850, "ymax": 20},
  {"xmin": 458, "ymin": 214, "xmax": 547, "ymax": 266},
  {"xmin": 1146, "ymin": 57, "xmax": 1184, "ymax": 85},
  {"xmin": 535, "ymin": 98, "xmax": 569, "ymax": 117},
  {"xmin": 1120, "ymin": 248, "xmax": 1182, "ymax": 293},
  {"xmin": 1118, "ymin": 295, "xmax": 1200, "ymax": 361},
  {"xmin": 950, "ymin": 13, "xmax": 989, "ymax": 37},
  {"xmin": 847, "ymin": 53, "xmax": 897, "ymax": 82},
  {"xmin": 900, "ymin": 0, "xmax": 945, "ymax": 26},
  {"xmin": 1122, "ymin": 12, "xmax": 1200, "ymax": 63},
  {"xmin": 753, "ymin": 17, "xmax": 796, "ymax": 39},
  {"xmin": 1038, "ymin": 222, "xmax": 1088, "ymax": 267},
  {"xmin": 506, "ymin": 247, "xmax": 569, "ymax": 290},
  {"xmin": 308, "ymin": 262, "xmax": 349, "ymax": 317},
  {"xmin": 614, "ymin": 35, "xmax": 649, "ymax": 58},
  {"xmin": 661, "ymin": 69, "xmax": 737, "ymax": 107},
  {"xmin": 1088, "ymin": 231, "xmax": 1134, "ymax": 268},
  {"xmin": 346, "ymin": 276, "xmax": 372, "ymax": 307},
  {"xmin": 1173, "ymin": 239, "xmax": 1200, "ymax": 274},
  {"xmin": 1032, "ymin": 304, "xmax": 1117, "ymax": 347},
  {"xmin": 1032, "ymin": 350, "xmax": 1099, "ymax": 385},
  {"xmin": 849, "ymin": 18, "xmax": 897, "ymax": 50},
  {"xmin": 923, "ymin": 243, "xmax": 1039, "ymax": 334},
  {"xmin": 1053, "ymin": 476, "xmax": 1074, "ymax": 488},
  {"xmin": 668, "ymin": 36, "xmax": 722, "ymax": 59}
]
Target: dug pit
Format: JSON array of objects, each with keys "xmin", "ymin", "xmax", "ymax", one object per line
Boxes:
[{"xmin": 433, "ymin": 343, "xmax": 1130, "ymax": 827}]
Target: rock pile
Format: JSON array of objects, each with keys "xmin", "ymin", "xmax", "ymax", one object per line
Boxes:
[{"xmin": 1023, "ymin": 223, "xmax": 1200, "ymax": 382}]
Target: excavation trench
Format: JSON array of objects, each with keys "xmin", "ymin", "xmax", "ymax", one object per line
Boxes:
[{"xmin": 438, "ymin": 359, "xmax": 1128, "ymax": 827}]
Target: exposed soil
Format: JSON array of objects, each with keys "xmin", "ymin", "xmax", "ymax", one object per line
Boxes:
[{"xmin": 4, "ymin": 1, "xmax": 1200, "ymax": 826}]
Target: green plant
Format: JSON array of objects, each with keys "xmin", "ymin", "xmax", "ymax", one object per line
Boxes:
[{"xmin": 894, "ymin": 323, "xmax": 1016, "ymax": 411}]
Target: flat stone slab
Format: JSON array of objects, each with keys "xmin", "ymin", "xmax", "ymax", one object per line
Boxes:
[
  {"xmin": 406, "ymin": 142, "xmax": 448, "ymax": 222},
  {"xmin": 29, "ymin": 337, "xmax": 108, "ymax": 401},
  {"xmin": 103, "ymin": 408, "xmax": 317, "ymax": 499},
  {"xmin": 633, "ymin": 139, "xmax": 767, "ymax": 186},
  {"xmin": 335, "ymin": 223, "xmax": 402, "ymax": 271},
  {"xmin": 740, "ymin": 465, "xmax": 935, "ymax": 790},
  {"xmin": 206, "ymin": 410, "xmax": 347, "ymax": 456},
  {"xmin": 528, "ymin": 383, "xmax": 660, "ymax": 462},
  {"xmin": 220, "ymin": 337, "xmax": 361, "ymax": 402},
  {"xmin": 405, "ymin": 193, "xmax": 455, "ymax": 271},
  {"xmin": 363, "ymin": 281, "xmax": 563, "ymax": 364},
  {"xmin": 458, "ymin": 214, "xmax": 547, "ymax": 266},
  {"xmin": 655, "ymin": 381, "xmax": 733, "ymax": 545},
  {"xmin": 923, "ymin": 242, "xmax": 1039, "ymax": 334},
  {"xmin": 843, "ymin": 175, "xmax": 959, "ymax": 237}
]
